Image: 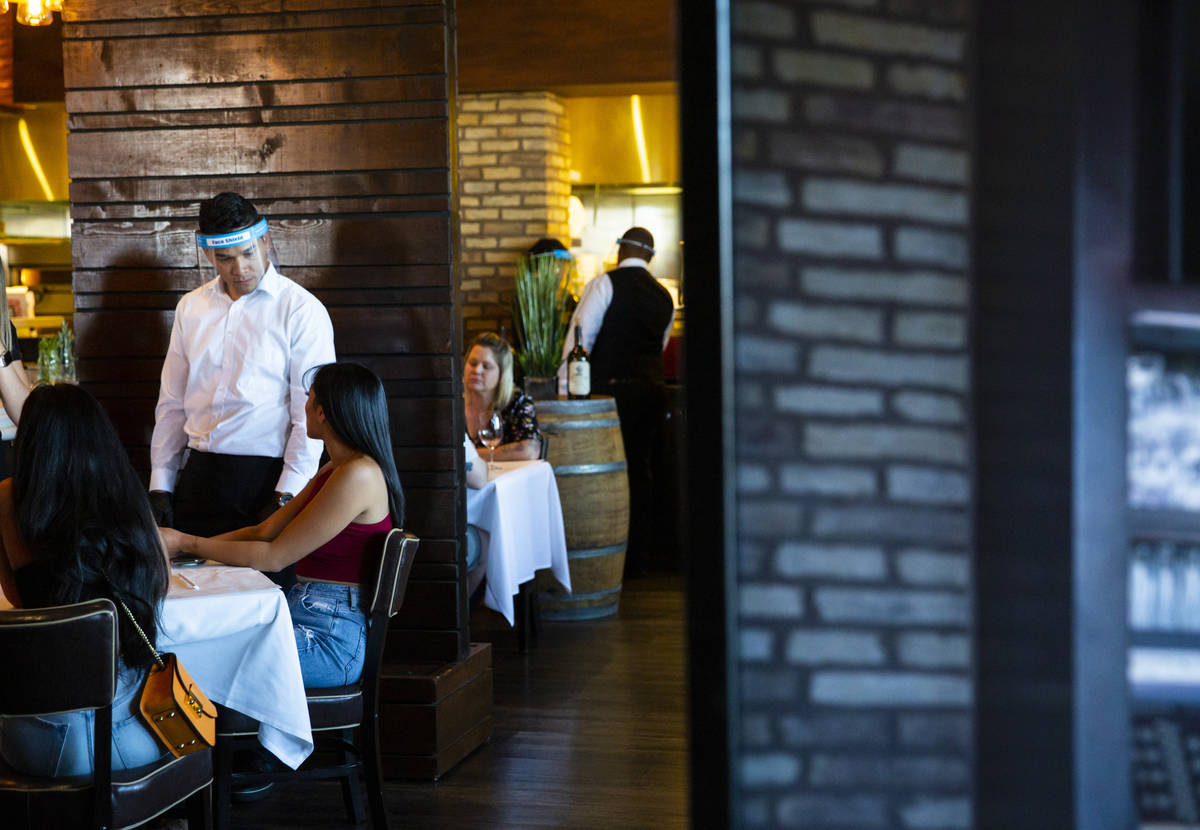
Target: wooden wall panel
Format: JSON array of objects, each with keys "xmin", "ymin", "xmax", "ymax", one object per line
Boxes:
[
  {"xmin": 11, "ymin": 13, "xmax": 64, "ymax": 102},
  {"xmin": 64, "ymin": 28, "xmax": 445, "ymax": 88},
  {"xmin": 456, "ymin": 0, "xmax": 677, "ymax": 93},
  {"xmin": 63, "ymin": 0, "xmax": 442, "ymax": 21},
  {"xmin": 68, "ymin": 122, "xmax": 449, "ymax": 177},
  {"xmin": 64, "ymin": 1, "xmax": 468, "ymax": 664}
]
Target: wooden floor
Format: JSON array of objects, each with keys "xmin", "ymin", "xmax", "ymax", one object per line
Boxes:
[{"xmin": 228, "ymin": 572, "xmax": 690, "ymax": 829}]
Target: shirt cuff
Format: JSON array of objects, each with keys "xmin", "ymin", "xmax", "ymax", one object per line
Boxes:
[
  {"xmin": 148, "ymin": 468, "xmax": 176, "ymax": 492},
  {"xmin": 275, "ymin": 470, "xmax": 309, "ymax": 497}
]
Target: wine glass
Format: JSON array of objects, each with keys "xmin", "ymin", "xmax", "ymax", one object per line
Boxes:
[{"xmin": 478, "ymin": 411, "xmax": 503, "ymax": 473}]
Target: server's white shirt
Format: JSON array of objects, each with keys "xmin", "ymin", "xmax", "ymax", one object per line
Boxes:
[
  {"xmin": 557, "ymin": 258, "xmax": 673, "ymax": 392},
  {"xmin": 150, "ymin": 264, "xmax": 335, "ymax": 495}
]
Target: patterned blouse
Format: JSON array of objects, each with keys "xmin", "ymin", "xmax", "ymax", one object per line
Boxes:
[{"xmin": 473, "ymin": 390, "xmax": 540, "ymax": 447}]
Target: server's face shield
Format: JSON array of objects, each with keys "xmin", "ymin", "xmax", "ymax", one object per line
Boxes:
[
  {"xmin": 613, "ymin": 235, "xmax": 656, "ymax": 263},
  {"xmin": 196, "ymin": 218, "xmax": 272, "ymax": 300},
  {"xmin": 531, "ymin": 246, "xmax": 574, "ymax": 278}
]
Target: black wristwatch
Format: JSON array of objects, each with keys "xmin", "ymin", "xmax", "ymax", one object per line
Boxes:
[{"xmin": 0, "ymin": 350, "xmax": 13, "ymax": 368}]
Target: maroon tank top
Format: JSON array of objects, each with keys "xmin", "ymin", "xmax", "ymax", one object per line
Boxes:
[{"xmin": 293, "ymin": 469, "xmax": 394, "ymax": 585}]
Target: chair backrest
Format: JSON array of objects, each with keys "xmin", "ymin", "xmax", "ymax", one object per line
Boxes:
[
  {"xmin": 0, "ymin": 598, "xmax": 120, "ymax": 826},
  {"xmin": 362, "ymin": 530, "xmax": 418, "ymax": 708},
  {"xmin": 0, "ymin": 598, "xmax": 118, "ymax": 716},
  {"xmin": 368, "ymin": 528, "xmax": 419, "ymax": 621}
]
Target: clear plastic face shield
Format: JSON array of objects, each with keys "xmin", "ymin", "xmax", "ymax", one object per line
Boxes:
[
  {"xmin": 531, "ymin": 247, "xmax": 584, "ymax": 298},
  {"xmin": 195, "ymin": 218, "xmax": 278, "ymax": 299},
  {"xmin": 607, "ymin": 236, "xmax": 656, "ymax": 269}
]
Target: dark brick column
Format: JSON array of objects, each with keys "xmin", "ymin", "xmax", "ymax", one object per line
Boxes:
[{"xmin": 730, "ymin": 1, "xmax": 974, "ymax": 827}]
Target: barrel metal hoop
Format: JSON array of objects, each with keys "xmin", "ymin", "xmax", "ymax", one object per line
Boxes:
[
  {"xmin": 567, "ymin": 543, "xmax": 626, "ymax": 560},
  {"xmin": 536, "ymin": 398, "xmax": 616, "ymax": 415},
  {"xmin": 538, "ymin": 585, "xmax": 622, "ymax": 602},
  {"xmin": 553, "ymin": 461, "xmax": 627, "ymax": 476},
  {"xmin": 537, "ymin": 602, "xmax": 621, "ymax": 621},
  {"xmin": 541, "ymin": 418, "xmax": 621, "ymax": 433}
]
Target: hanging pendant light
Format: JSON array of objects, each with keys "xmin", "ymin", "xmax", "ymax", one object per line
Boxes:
[
  {"xmin": 17, "ymin": 0, "xmax": 53, "ymax": 26},
  {"xmin": 5, "ymin": 0, "xmax": 62, "ymax": 26}
]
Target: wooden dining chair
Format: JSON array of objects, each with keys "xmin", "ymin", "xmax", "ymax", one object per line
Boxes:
[
  {"xmin": 212, "ymin": 529, "xmax": 419, "ymax": 830},
  {"xmin": 0, "ymin": 598, "xmax": 214, "ymax": 830}
]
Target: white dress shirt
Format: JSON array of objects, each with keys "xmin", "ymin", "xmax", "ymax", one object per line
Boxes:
[
  {"xmin": 150, "ymin": 265, "xmax": 335, "ymax": 495},
  {"xmin": 557, "ymin": 258, "xmax": 674, "ymax": 393}
]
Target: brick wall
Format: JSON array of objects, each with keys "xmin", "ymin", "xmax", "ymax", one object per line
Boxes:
[
  {"xmin": 730, "ymin": 1, "xmax": 973, "ymax": 827},
  {"xmin": 457, "ymin": 91, "xmax": 571, "ymax": 340}
]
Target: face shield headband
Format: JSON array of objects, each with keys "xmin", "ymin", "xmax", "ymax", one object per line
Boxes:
[
  {"xmin": 531, "ymin": 248, "xmax": 574, "ymax": 261},
  {"xmin": 195, "ymin": 218, "xmax": 269, "ymax": 250},
  {"xmin": 616, "ymin": 237, "xmax": 656, "ymax": 256}
]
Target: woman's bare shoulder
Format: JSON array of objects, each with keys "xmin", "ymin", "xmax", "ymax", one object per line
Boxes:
[{"xmin": 324, "ymin": 455, "xmax": 384, "ymax": 489}]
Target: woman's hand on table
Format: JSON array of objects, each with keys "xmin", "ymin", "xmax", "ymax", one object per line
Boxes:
[
  {"xmin": 159, "ymin": 526, "xmax": 187, "ymax": 557},
  {"xmin": 490, "ymin": 438, "xmax": 541, "ymax": 461}
]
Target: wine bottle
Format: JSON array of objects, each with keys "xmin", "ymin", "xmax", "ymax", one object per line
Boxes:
[{"xmin": 567, "ymin": 325, "xmax": 590, "ymax": 399}]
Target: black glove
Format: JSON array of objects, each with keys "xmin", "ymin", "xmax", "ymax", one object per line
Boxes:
[
  {"xmin": 256, "ymin": 491, "xmax": 293, "ymax": 524},
  {"xmin": 148, "ymin": 490, "xmax": 174, "ymax": 528}
]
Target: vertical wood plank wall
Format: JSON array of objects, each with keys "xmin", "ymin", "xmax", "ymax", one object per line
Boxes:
[{"xmin": 61, "ymin": 0, "xmax": 467, "ymax": 663}]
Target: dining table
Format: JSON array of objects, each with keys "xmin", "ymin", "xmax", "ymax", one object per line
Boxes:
[
  {"xmin": 467, "ymin": 458, "xmax": 571, "ymax": 628},
  {"xmin": 1, "ymin": 562, "xmax": 313, "ymax": 770}
]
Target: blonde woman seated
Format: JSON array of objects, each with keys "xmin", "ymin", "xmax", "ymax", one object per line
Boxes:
[{"xmin": 463, "ymin": 332, "xmax": 541, "ymax": 462}]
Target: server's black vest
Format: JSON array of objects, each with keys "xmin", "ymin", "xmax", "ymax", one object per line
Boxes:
[{"xmin": 589, "ymin": 267, "xmax": 674, "ymax": 386}]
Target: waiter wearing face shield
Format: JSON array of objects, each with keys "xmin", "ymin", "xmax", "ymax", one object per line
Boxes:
[{"xmin": 149, "ymin": 192, "xmax": 335, "ymax": 585}]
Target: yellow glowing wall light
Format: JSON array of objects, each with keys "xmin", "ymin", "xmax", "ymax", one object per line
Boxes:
[
  {"xmin": 4, "ymin": 1, "xmax": 54, "ymax": 25},
  {"xmin": 630, "ymin": 94, "xmax": 652, "ymax": 184},
  {"xmin": 17, "ymin": 119, "xmax": 56, "ymax": 201},
  {"xmin": 2, "ymin": 1, "xmax": 63, "ymax": 26}
]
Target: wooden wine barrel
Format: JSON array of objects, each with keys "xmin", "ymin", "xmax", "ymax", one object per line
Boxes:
[{"xmin": 534, "ymin": 396, "xmax": 629, "ymax": 619}]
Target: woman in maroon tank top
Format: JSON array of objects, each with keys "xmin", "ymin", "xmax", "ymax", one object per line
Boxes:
[{"xmin": 160, "ymin": 362, "xmax": 404, "ymax": 687}]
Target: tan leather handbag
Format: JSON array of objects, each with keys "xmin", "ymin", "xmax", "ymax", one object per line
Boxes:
[{"xmin": 119, "ymin": 601, "xmax": 217, "ymax": 757}]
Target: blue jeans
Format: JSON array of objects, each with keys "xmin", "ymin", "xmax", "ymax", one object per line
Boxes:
[
  {"xmin": 288, "ymin": 582, "xmax": 367, "ymax": 688},
  {"xmin": 0, "ymin": 664, "xmax": 167, "ymax": 777},
  {"xmin": 466, "ymin": 525, "xmax": 481, "ymax": 571}
]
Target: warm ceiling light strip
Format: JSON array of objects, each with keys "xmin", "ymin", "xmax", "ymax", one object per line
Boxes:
[
  {"xmin": 17, "ymin": 118, "xmax": 55, "ymax": 200},
  {"xmin": 630, "ymin": 94, "xmax": 652, "ymax": 185}
]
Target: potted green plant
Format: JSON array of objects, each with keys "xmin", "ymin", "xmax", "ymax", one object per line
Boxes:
[{"xmin": 511, "ymin": 252, "xmax": 571, "ymax": 400}]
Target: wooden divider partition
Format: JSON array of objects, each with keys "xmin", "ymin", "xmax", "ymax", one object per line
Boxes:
[{"xmin": 61, "ymin": 1, "xmax": 486, "ymax": 776}]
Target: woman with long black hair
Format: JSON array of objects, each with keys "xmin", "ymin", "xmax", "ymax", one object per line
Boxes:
[
  {"xmin": 0, "ymin": 384, "xmax": 169, "ymax": 776},
  {"xmin": 160, "ymin": 362, "xmax": 403, "ymax": 687}
]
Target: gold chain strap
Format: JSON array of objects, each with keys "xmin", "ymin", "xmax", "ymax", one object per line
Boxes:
[{"xmin": 117, "ymin": 600, "xmax": 166, "ymax": 672}]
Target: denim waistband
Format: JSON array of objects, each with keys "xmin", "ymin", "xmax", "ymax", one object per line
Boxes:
[{"xmin": 293, "ymin": 580, "xmax": 361, "ymax": 610}]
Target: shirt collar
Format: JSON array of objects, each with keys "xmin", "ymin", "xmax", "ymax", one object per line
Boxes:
[
  {"xmin": 616, "ymin": 257, "xmax": 649, "ymax": 270},
  {"xmin": 209, "ymin": 263, "xmax": 281, "ymax": 300}
]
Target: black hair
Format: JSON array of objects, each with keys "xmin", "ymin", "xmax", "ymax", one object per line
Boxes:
[
  {"xmin": 12, "ymin": 384, "xmax": 168, "ymax": 670},
  {"xmin": 527, "ymin": 237, "xmax": 567, "ymax": 258},
  {"xmin": 198, "ymin": 192, "xmax": 260, "ymax": 235},
  {"xmin": 618, "ymin": 226, "xmax": 656, "ymax": 260},
  {"xmin": 307, "ymin": 363, "xmax": 406, "ymax": 528}
]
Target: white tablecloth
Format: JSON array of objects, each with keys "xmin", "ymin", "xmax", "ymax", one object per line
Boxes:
[
  {"xmin": 467, "ymin": 459, "xmax": 570, "ymax": 625},
  {"xmin": 1, "ymin": 564, "xmax": 313, "ymax": 769},
  {"xmin": 161, "ymin": 565, "xmax": 312, "ymax": 768}
]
